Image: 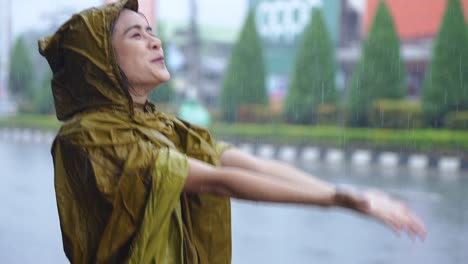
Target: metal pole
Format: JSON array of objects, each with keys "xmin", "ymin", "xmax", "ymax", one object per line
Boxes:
[
  {"xmin": 188, "ymin": 0, "xmax": 201, "ymax": 94},
  {"xmin": 0, "ymin": 0, "xmax": 12, "ymax": 105}
]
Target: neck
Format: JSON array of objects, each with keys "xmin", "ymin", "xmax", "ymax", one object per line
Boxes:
[{"xmin": 128, "ymin": 85, "xmax": 150, "ymax": 111}]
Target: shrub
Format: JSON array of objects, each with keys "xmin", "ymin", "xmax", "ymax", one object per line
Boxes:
[
  {"xmin": 207, "ymin": 107, "xmax": 222, "ymax": 122},
  {"xmin": 237, "ymin": 104, "xmax": 282, "ymax": 123},
  {"xmin": 315, "ymin": 103, "xmax": 339, "ymax": 125},
  {"xmin": 369, "ymin": 100, "xmax": 424, "ymax": 129},
  {"xmin": 445, "ymin": 111, "xmax": 468, "ymax": 130},
  {"xmin": 211, "ymin": 122, "xmax": 468, "ymax": 153}
]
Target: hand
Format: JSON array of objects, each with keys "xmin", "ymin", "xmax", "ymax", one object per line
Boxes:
[{"xmin": 334, "ymin": 188, "xmax": 427, "ymax": 241}]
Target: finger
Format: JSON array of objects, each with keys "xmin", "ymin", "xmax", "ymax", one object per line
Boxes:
[
  {"xmin": 389, "ymin": 222, "xmax": 403, "ymax": 236},
  {"xmin": 401, "ymin": 208, "xmax": 425, "ymax": 235},
  {"xmin": 413, "ymin": 215, "xmax": 427, "ymax": 237},
  {"xmin": 405, "ymin": 225, "xmax": 417, "ymax": 241},
  {"xmin": 379, "ymin": 199, "xmax": 427, "ymax": 241},
  {"xmin": 399, "ymin": 209, "xmax": 427, "ymax": 241},
  {"xmin": 396, "ymin": 208, "xmax": 417, "ymax": 239},
  {"xmin": 385, "ymin": 217, "xmax": 403, "ymax": 236},
  {"xmin": 405, "ymin": 219, "xmax": 419, "ymax": 238},
  {"xmin": 408, "ymin": 214, "xmax": 427, "ymax": 241}
]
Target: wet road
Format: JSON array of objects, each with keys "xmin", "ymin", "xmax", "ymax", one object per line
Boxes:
[{"xmin": 0, "ymin": 141, "xmax": 467, "ymax": 263}]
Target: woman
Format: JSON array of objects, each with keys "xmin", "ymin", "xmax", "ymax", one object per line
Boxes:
[{"xmin": 39, "ymin": 0, "xmax": 426, "ymax": 263}]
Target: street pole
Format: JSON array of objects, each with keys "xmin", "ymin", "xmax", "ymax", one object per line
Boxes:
[
  {"xmin": 0, "ymin": 0, "xmax": 12, "ymax": 110},
  {"xmin": 188, "ymin": 0, "xmax": 201, "ymax": 96}
]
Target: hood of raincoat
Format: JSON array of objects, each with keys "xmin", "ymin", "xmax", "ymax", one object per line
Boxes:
[
  {"xmin": 39, "ymin": 0, "xmax": 138, "ymax": 120},
  {"xmin": 39, "ymin": 1, "xmax": 233, "ymax": 263}
]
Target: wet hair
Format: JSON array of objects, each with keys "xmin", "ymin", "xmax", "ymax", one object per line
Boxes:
[
  {"xmin": 110, "ymin": 8, "xmax": 150, "ymax": 34},
  {"xmin": 111, "ymin": 9, "xmax": 129, "ymax": 90}
]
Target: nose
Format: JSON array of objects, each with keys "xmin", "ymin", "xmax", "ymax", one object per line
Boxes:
[{"xmin": 149, "ymin": 36, "xmax": 162, "ymax": 50}]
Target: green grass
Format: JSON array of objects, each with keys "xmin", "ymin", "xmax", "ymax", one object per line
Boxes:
[
  {"xmin": 211, "ymin": 122, "xmax": 468, "ymax": 156},
  {"xmin": 0, "ymin": 114, "xmax": 60, "ymax": 131},
  {"xmin": 1, "ymin": 115, "xmax": 467, "ymax": 156}
]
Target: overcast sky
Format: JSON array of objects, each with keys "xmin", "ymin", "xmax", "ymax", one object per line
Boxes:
[{"xmin": 10, "ymin": 0, "xmax": 364, "ymax": 37}]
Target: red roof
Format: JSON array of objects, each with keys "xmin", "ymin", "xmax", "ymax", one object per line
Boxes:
[{"xmin": 363, "ymin": 0, "xmax": 468, "ymax": 40}]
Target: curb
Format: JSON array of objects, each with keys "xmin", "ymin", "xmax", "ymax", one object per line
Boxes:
[
  {"xmin": 0, "ymin": 128, "xmax": 56, "ymax": 145},
  {"xmin": 235, "ymin": 141, "xmax": 466, "ymax": 173},
  {"xmin": 0, "ymin": 128, "xmax": 466, "ymax": 172}
]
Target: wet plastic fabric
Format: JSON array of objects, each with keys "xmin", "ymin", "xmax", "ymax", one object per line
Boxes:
[{"xmin": 38, "ymin": 0, "xmax": 232, "ymax": 263}]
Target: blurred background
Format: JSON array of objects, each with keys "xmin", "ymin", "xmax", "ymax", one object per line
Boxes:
[{"xmin": 0, "ymin": 0, "xmax": 468, "ymax": 263}]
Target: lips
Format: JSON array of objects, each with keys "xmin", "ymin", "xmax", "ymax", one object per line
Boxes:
[{"xmin": 151, "ymin": 56, "xmax": 165, "ymax": 63}]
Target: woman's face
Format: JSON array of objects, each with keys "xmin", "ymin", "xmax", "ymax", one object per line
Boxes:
[{"xmin": 112, "ymin": 9, "xmax": 170, "ymax": 90}]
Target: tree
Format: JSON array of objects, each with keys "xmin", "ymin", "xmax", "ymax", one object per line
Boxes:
[
  {"xmin": 8, "ymin": 37, "xmax": 36, "ymax": 102},
  {"xmin": 284, "ymin": 8, "xmax": 337, "ymax": 124},
  {"xmin": 148, "ymin": 23, "xmax": 175, "ymax": 104},
  {"xmin": 32, "ymin": 69, "xmax": 55, "ymax": 114},
  {"xmin": 422, "ymin": 0, "xmax": 468, "ymax": 127},
  {"xmin": 220, "ymin": 10, "xmax": 267, "ymax": 122},
  {"xmin": 347, "ymin": 0, "xmax": 406, "ymax": 126}
]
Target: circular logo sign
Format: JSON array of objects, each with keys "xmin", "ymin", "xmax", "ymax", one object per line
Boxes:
[{"xmin": 256, "ymin": 0, "xmax": 323, "ymax": 43}]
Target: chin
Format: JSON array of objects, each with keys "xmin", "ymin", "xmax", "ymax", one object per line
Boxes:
[
  {"xmin": 162, "ymin": 70, "xmax": 171, "ymax": 82},
  {"xmin": 159, "ymin": 72, "xmax": 171, "ymax": 84},
  {"xmin": 155, "ymin": 68, "xmax": 170, "ymax": 81},
  {"xmin": 154, "ymin": 74, "xmax": 171, "ymax": 87}
]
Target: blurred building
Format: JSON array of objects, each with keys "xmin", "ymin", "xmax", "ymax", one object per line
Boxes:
[
  {"xmin": 168, "ymin": 23, "xmax": 237, "ymax": 105},
  {"xmin": 340, "ymin": 0, "xmax": 468, "ymax": 98},
  {"xmin": 104, "ymin": 0, "xmax": 156, "ymax": 28},
  {"xmin": 160, "ymin": 1, "xmax": 361, "ymax": 107},
  {"xmin": 363, "ymin": 0, "xmax": 468, "ymax": 40},
  {"xmin": 250, "ymin": 0, "xmax": 345, "ymax": 105}
]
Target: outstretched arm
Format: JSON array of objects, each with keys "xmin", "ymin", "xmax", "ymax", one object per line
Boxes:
[
  {"xmin": 189, "ymin": 147, "xmax": 426, "ymax": 240},
  {"xmin": 183, "ymin": 157, "xmax": 337, "ymax": 207},
  {"xmin": 220, "ymin": 147, "xmax": 336, "ymax": 196}
]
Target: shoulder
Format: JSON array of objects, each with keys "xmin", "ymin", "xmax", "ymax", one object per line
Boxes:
[{"xmin": 56, "ymin": 111, "xmax": 135, "ymax": 144}]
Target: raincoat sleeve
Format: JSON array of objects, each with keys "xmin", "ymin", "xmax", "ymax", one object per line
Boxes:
[
  {"xmin": 171, "ymin": 119, "xmax": 234, "ymax": 264},
  {"xmin": 176, "ymin": 119, "xmax": 233, "ymax": 162},
  {"xmin": 52, "ymin": 132, "xmax": 189, "ymax": 264},
  {"xmin": 128, "ymin": 148, "xmax": 189, "ymax": 264},
  {"xmin": 213, "ymin": 140, "xmax": 233, "ymax": 159}
]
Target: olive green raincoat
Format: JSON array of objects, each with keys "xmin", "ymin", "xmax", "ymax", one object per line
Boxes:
[{"xmin": 38, "ymin": 0, "xmax": 232, "ymax": 263}]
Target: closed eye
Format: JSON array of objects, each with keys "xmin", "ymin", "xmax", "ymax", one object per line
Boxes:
[{"xmin": 146, "ymin": 28, "xmax": 155, "ymax": 37}]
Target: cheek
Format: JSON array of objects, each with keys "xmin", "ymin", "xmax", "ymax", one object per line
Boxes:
[{"xmin": 115, "ymin": 45, "xmax": 145, "ymax": 78}]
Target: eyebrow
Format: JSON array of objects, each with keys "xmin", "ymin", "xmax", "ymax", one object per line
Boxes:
[{"xmin": 123, "ymin": 25, "xmax": 153, "ymax": 35}]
